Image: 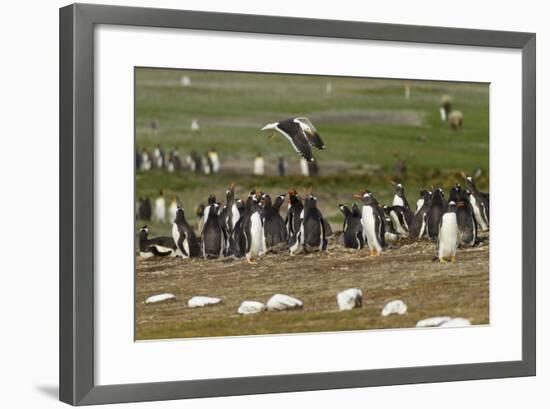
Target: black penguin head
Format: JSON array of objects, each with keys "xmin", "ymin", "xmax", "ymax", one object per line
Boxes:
[
  {"xmin": 383, "ymin": 205, "xmax": 392, "ymax": 215},
  {"xmin": 174, "ymin": 207, "xmax": 186, "ymax": 223},
  {"xmin": 338, "ymin": 204, "xmax": 351, "ymax": 217},
  {"xmin": 449, "ymin": 184, "xmax": 461, "ymax": 203},
  {"xmin": 260, "ymin": 194, "xmax": 272, "ymax": 208},
  {"xmin": 447, "ymin": 201, "xmax": 458, "ymax": 213},
  {"xmin": 391, "ymin": 181, "xmax": 405, "ymax": 196},
  {"xmin": 288, "ymin": 189, "xmax": 301, "ymax": 205},
  {"xmin": 423, "ymin": 190, "xmax": 433, "ymax": 200},
  {"xmin": 273, "ymin": 194, "xmax": 285, "ymax": 209},
  {"xmin": 226, "ymin": 182, "xmax": 235, "ymax": 199},
  {"xmin": 433, "ymin": 188, "xmax": 444, "ymax": 201},
  {"xmin": 208, "ymin": 203, "xmax": 220, "ymax": 216},
  {"xmin": 354, "ymin": 190, "xmax": 374, "ymax": 205},
  {"xmin": 236, "ymin": 199, "xmax": 245, "ymax": 213},
  {"xmin": 139, "ymin": 226, "xmax": 148, "ymax": 241},
  {"xmin": 207, "ymin": 194, "xmax": 216, "ymax": 205},
  {"xmin": 304, "ymin": 193, "xmax": 318, "ymax": 208}
]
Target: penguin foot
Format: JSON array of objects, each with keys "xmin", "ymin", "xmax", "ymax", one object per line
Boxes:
[
  {"xmin": 246, "ymin": 259, "xmax": 258, "ymax": 265},
  {"xmin": 451, "ymin": 256, "xmax": 457, "ymax": 263},
  {"xmin": 439, "ymin": 258, "xmax": 447, "ymax": 264}
]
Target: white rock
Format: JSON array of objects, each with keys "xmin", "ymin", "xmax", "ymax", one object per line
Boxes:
[
  {"xmin": 266, "ymin": 294, "xmax": 303, "ymax": 311},
  {"xmin": 145, "ymin": 293, "xmax": 176, "ymax": 304},
  {"xmin": 187, "ymin": 296, "xmax": 221, "ymax": 308},
  {"xmin": 336, "ymin": 288, "xmax": 363, "ymax": 311},
  {"xmin": 415, "ymin": 316, "xmax": 451, "ymax": 328},
  {"xmin": 238, "ymin": 301, "xmax": 266, "ymax": 315},
  {"xmin": 439, "ymin": 318, "xmax": 471, "ymax": 328},
  {"xmin": 381, "ymin": 300, "xmax": 408, "ymax": 317}
]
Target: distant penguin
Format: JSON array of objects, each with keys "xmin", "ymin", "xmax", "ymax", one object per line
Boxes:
[
  {"xmin": 261, "ymin": 194, "xmax": 288, "ymax": 253},
  {"xmin": 168, "ymin": 196, "xmax": 178, "ymax": 222},
  {"xmin": 171, "ymin": 208, "xmax": 200, "ymax": 259},
  {"xmin": 409, "ymin": 190, "xmax": 433, "ymax": 239},
  {"xmin": 339, "ymin": 204, "xmax": 364, "ymax": 249},
  {"xmin": 391, "ymin": 181, "xmax": 410, "ymax": 210},
  {"xmin": 138, "ymin": 226, "xmax": 177, "ymax": 258},
  {"xmin": 456, "ymin": 189, "xmax": 478, "ymax": 247},
  {"xmin": 355, "ymin": 191, "xmax": 386, "ymax": 256},
  {"xmin": 440, "ymin": 95, "xmax": 452, "ymax": 122},
  {"xmin": 155, "ymin": 190, "xmax": 166, "ymax": 223},
  {"xmin": 426, "ymin": 188, "xmax": 446, "ymax": 241},
  {"xmin": 137, "ymin": 197, "xmax": 152, "ymax": 221},
  {"xmin": 299, "ymin": 192, "xmax": 328, "ymax": 253},
  {"xmin": 201, "ymin": 203, "xmax": 226, "ymax": 259},
  {"xmin": 286, "ymin": 189, "xmax": 304, "ymax": 241},
  {"xmin": 463, "ymin": 173, "xmax": 489, "ymax": 231},
  {"xmin": 385, "ymin": 205, "xmax": 413, "ymax": 237},
  {"xmin": 438, "ymin": 201, "xmax": 460, "ymax": 262},
  {"xmin": 253, "ymin": 154, "xmax": 265, "ymax": 176}
]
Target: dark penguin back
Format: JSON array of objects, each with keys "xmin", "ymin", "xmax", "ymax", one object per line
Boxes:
[
  {"xmin": 302, "ymin": 195, "xmax": 327, "ymax": 251},
  {"xmin": 427, "ymin": 188, "xmax": 446, "ymax": 240},
  {"xmin": 456, "ymin": 190, "xmax": 477, "ymax": 246},
  {"xmin": 286, "ymin": 191, "xmax": 304, "ymax": 239},
  {"xmin": 261, "ymin": 195, "xmax": 288, "ymax": 252},
  {"xmin": 340, "ymin": 204, "xmax": 364, "ymax": 249},
  {"xmin": 174, "ymin": 209, "xmax": 200, "ymax": 258},
  {"xmin": 202, "ymin": 204, "xmax": 225, "ymax": 258},
  {"xmin": 409, "ymin": 191, "xmax": 432, "ymax": 239}
]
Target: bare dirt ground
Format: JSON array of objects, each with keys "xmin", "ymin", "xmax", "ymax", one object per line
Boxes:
[{"xmin": 135, "ymin": 234, "xmax": 489, "ymax": 340}]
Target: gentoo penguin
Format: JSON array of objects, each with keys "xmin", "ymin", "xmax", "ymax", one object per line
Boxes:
[
  {"xmin": 385, "ymin": 205, "xmax": 413, "ymax": 237},
  {"xmin": 300, "ymin": 192, "xmax": 328, "ymax": 253},
  {"xmin": 448, "ymin": 183, "xmax": 461, "ymax": 203},
  {"xmin": 154, "ymin": 190, "xmax": 166, "ymax": 223},
  {"xmin": 260, "ymin": 194, "xmax": 288, "ymax": 253},
  {"xmin": 138, "ymin": 226, "xmax": 177, "ymax": 258},
  {"xmin": 171, "ymin": 208, "xmax": 200, "ymax": 259},
  {"xmin": 240, "ymin": 191, "xmax": 265, "ymax": 263},
  {"xmin": 456, "ymin": 189, "xmax": 478, "ymax": 247},
  {"xmin": 286, "ymin": 189, "xmax": 304, "ymax": 241},
  {"xmin": 426, "ymin": 188, "xmax": 446, "ymax": 241},
  {"xmin": 391, "ymin": 181, "xmax": 410, "ymax": 210},
  {"xmin": 355, "ymin": 191, "xmax": 386, "ymax": 256},
  {"xmin": 137, "ymin": 197, "xmax": 152, "ymax": 221},
  {"xmin": 208, "ymin": 149, "xmax": 220, "ymax": 173},
  {"xmin": 462, "ymin": 173, "xmax": 489, "ymax": 231},
  {"xmin": 168, "ymin": 196, "xmax": 179, "ymax": 223},
  {"xmin": 201, "ymin": 203, "xmax": 226, "ymax": 259},
  {"xmin": 261, "ymin": 117, "xmax": 325, "ymax": 162},
  {"xmin": 339, "ymin": 204, "xmax": 364, "ymax": 249},
  {"xmin": 198, "ymin": 194, "xmax": 217, "ymax": 235},
  {"xmin": 415, "ymin": 189, "xmax": 427, "ymax": 214},
  {"xmin": 220, "ymin": 183, "xmax": 240, "ymax": 235},
  {"xmin": 273, "ymin": 194, "xmax": 286, "ymax": 214},
  {"xmin": 253, "ymin": 154, "xmax": 265, "ymax": 176},
  {"xmin": 437, "ymin": 201, "xmax": 460, "ymax": 263},
  {"xmin": 409, "ymin": 190, "xmax": 433, "ymax": 239},
  {"xmin": 440, "ymin": 95, "xmax": 452, "ymax": 122}
]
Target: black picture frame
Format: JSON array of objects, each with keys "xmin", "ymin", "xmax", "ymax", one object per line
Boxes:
[{"xmin": 59, "ymin": 3, "xmax": 536, "ymax": 406}]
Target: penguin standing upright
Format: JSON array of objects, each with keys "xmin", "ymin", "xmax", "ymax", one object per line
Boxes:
[
  {"xmin": 201, "ymin": 203, "xmax": 226, "ymax": 259},
  {"xmin": 240, "ymin": 191, "xmax": 265, "ymax": 263},
  {"xmin": 299, "ymin": 192, "xmax": 328, "ymax": 253},
  {"xmin": 355, "ymin": 191, "xmax": 386, "ymax": 256},
  {"xmin": 198, "ymin": 194, "xmax": 216, "ymax": 235},
  {"xmin": 448, "ymin": 183, "xmax": 461, "ymax": 203},
  {"xmin": 171, "ymin": 208, "xmax": 200, "ymax": 259},
  {"xmin": 154, "ymin": 189, "xmax": 166, "ymax": 223},
  {"xmin": 168, "ymin": 196, "xmax": 179, "ymax": 222},
  {"xmin": 286, "ymin": 189, "xmax": 304, "ymax": 241},
  {"xmin": 273, "ymin": 194, "xmax": 286, "ymax": 214},
  {"xmin": 220, "ymin": 183, "xmax": 241, "ymax": 235},
  {"xmin": 426, "ymin": 188, "xmax": 446, "ymax": 241},
  {"xmin": 339, "ymin": 204, "xmax": 364, "ymax": 249},
  {"xmin": 391, "ymin": 181, "xmax": 410, "ymax": 210},
  {"xmin": 437, "ymin": 201, "xmax": 460, "ymax": 262},
  {"xmin": 456, "ymin": 189, "xmax": 478, "ymax": 247},
  {"xmin": 415, "ymin": 189, "xmax": 427, "ymax": 214},
  {"xmin": 409, "ymin": 190, "xmax": 432, "ymax": 239},
  {"xmin": 260, "ymin": 194, "xmax": 288, "ymax": 253},
  {"xmin": 139, "ymin": 226, "xmax": 177, "ymax": 258},
  {"xmin": 462, "ymin": 173, "xmax": 489, "ymax": 231},
  {"xmin": 137, "ymin": 197, "xmax": 152, "ymax": 221}
]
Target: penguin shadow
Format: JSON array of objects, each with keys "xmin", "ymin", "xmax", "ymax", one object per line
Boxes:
[{"xmin": 35, "ymin": 385, "xmax": 58, "ymax": 400}]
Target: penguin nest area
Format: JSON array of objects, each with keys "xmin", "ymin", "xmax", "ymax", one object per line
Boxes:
[{"xmin": 136, "ymin": 233, "xmax": 488, "ymax": 340}]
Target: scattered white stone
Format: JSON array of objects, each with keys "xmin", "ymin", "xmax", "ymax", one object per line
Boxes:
[
  {"xmin": 266, "ymin": 294, "xmax": 303, "ymax": 311},
  {"xmin": 381, "ymin": 300, "xmax": 408, "ymax": 317},
  {"xmin": 416, "ymin": 317, "xmax": 452, "ymax": 328},
  {"xmin": 187, "ymin": 296, "xmax": 221, "ymax": 308},
  {"xmin": 145, "ymin": 293, "xmax": 176, "ymax": 304},
  {"xmin": 238, "ymin": 301, "xmax": 266, "ymax": 315},
  {"xmin": 439, "ymin": 318, "xmax": 471, "ymax": 328},
  {"xmin": 336, "ymin": 288, "xmax": 363, "ymax": 311}
]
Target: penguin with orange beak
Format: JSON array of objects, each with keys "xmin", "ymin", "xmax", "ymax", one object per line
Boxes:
[{"xmin": 354, "ymin": 190, "xmax": 386, "ymax": 256}]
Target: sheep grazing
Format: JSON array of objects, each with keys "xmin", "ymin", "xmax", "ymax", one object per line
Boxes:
[
  {"xmin": 448, "ymin": 110, "xmax": 464, "ymax": 130},
  {"xmin": 440, "ymin": 95, "xmax": 452, "ymax": 121},
  {"xmin": 337, "ymin": 288, "xmax": 363, "ymax": 311}
]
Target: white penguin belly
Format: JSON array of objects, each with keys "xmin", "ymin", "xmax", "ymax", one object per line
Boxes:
[
  {"xmin": 172, "ymin": 223, "xmax": 187, "ymax": 258},
  {"xmin": 231, "ymin": 203, "xmax": 240, "ymax": 230},
  {"xmin": 390, "ymin": 210, "xmax": 408, "ymax": 235},
  {"xmin": 415, "ymin": 199, "xmax": 424, "ymax": 214},
  {"xmin": 439, "ymin": 213, "xmax": 459, "ymax": 259},
  {"xmin": 362, "ymin": 206, "xmax": 381, "ymax": 252},
  {"xmin": 393, "ymin": 195, "xmax": 404, "ymax": 207},
  {"xmin": 247, "ymin": 213, "xmax": 263, "ymax": 259}
]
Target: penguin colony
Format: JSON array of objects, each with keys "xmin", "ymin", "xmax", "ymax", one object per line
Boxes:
[{"xmin": 140, "ymin": 172, "xmax": 488, "ymax": 264}]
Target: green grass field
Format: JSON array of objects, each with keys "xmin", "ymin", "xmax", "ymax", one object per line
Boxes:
[{"xmin": 135, "ymin": 68, "xmax": 489, "ymax": 339}]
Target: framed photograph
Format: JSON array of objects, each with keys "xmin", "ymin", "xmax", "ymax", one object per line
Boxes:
[{"xmin": 60, "ymin": 3, "xmax": 536, "ymax": 405}]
